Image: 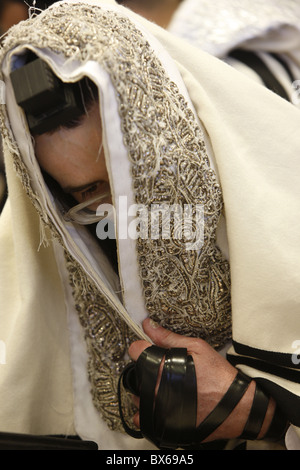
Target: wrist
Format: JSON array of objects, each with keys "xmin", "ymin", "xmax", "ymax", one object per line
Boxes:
[
  {"xmin": 202, "ymin": 376, "xmax": 287, "ymax": 444},
  {"xmin": 202, "ymin": 379, "xmax": 257, "ymax": 442}
]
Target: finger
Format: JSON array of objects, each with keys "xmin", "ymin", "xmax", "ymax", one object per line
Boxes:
[
  {"xmin": 142, "ymin": 318, "xmax": 202, "ymax": 351},
  {"xmin": 128, "ymin": 339, "xmax": 152, "ymax": 361},
  {"xmin": 133, "ymin": 410, "xmax": 140, "ymax": 428},
  {"xmin": 132, "ymin": 395, "xmax": 140, "ymax": 408}
]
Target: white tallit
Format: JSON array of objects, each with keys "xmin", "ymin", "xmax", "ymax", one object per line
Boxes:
[
  {"xmin": 168, "ymin": 0, "xmax": 300, "ymax": 59},
  {"xmin": 168, "ymin": 0, "xmax": 300, "ymax": 104},
  {"xmin": 0, "ymin": 0, "xmax": 299, "ymax": 450}
]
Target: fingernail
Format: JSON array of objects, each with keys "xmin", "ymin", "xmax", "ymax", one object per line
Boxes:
[{"xmin": 149, "ymin": 319, "xmax": 160, "ymax": 329}]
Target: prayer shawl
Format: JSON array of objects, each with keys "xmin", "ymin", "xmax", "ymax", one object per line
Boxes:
[
  {"xmin": 169, "ymin": 0, "xmax": 300, "ymax": 59},
  {"xmin": 0, "ymin": 0, "xmax": 299, "ymax": 450},
  {"xmin": 168, "ymin": 0, "xmax": 300, "ymax": 105}
]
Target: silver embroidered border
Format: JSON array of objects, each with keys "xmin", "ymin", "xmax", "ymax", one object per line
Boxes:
[{"xmin": 0, "ymin": 2, "xmax": 232, "ymax": 431}]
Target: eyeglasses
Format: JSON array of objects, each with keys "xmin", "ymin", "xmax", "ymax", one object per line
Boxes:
[{"xmin": 63, "ymin": 192, "xmax": 113, "ymax": 225}]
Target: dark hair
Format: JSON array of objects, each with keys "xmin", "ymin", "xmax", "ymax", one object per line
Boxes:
[
  {"xmin": 11, "ymin": 51, "xmax": 99, "ymax": 136},
  {"xmin": 45, "ymin": 77, "xmax": 99, "ymax": 134}
]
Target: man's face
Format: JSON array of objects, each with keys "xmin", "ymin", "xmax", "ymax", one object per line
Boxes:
[{"xmin": 34, "ymin": 102, "xmax": 111, "ymax": 208}]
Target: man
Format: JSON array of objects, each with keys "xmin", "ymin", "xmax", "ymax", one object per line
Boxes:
[
  {"xmin": 0, "ymin": 0, "xmax": 299, "ymax": 450},
  {"xmin": 29, "ymin": 80, "xmax": 280, "ymax": 448}
]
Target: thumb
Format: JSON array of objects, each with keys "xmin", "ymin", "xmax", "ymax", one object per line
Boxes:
[
  {"xmin": 128, "ymin": 339, "xmax": 152, "ymax": 362},
  {"xmin": 142, "ymin": 318, "xmax": 198, "ymax": 351}
]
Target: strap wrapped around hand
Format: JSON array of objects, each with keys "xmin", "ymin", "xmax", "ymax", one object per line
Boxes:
[
  {"xmin": 119, "ymin": 346, "xmax": 197, "ymax": 448},
  {"xmin": 118, "ymin": 345, "xmax": 289, "ymax": 449}
]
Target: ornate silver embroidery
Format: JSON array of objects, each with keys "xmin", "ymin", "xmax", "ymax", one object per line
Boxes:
[
  {"xmin": 64, "ymin": 251, "xmax": 137, "ymax": 431},
  {"xmin": 0, "ymin": 2, "xmax": 232, "ymax": 431}
]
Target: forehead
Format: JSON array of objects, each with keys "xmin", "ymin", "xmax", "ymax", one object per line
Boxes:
[
  {"xmin": 33, "ymin": 102, "xmax": 105, "ymax": 189},
  {"xmin": 34, "ymin": 102, "xmax": 102, "ymax": 164}
]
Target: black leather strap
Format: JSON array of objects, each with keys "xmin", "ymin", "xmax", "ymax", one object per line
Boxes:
[
  {"xmin": 270, "ymin": 52, "xmax": 295, "ymax": 83},
  {"xmin": 193, "ymin": 371, "xmax": 252, "ymax": 443},
  {"xmin": 228, "ymin": 49, "xmax": 290, "ymax": 101},
  {"xmin": 119, "ymin": 346, "xmax": 197, "ymax": 449},
  {"xmin": 137, "ymin": 346, "xmax": 167, "ymax": 447},
  {"xmin": 118, "ymin": 362, "xmax": 143, "ymax": 439},
  {"xmin": 152, "ymin": 348, "xmax": 197, "ymax": 448},
  {"xmin": 118, "ymin": 346, "xmax": 289, "ymax": 449},
  {"xmin": 240, "ymin": 384, "xmax": 270, "ymax": 440},
  {"xmin": 264, "ymin": 405, "xmax": 289, "ymax": 442}
]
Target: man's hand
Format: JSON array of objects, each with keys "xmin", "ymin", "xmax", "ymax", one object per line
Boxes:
[{"xmin": 129, "ymin": 318, "xmax": 275, "ymax": 442}]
